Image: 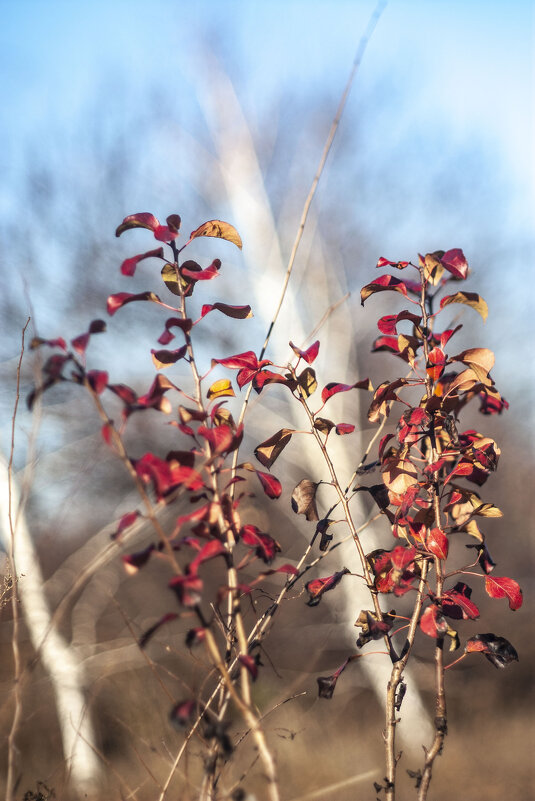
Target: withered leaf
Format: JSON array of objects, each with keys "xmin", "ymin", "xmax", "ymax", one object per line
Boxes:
[
  {"xmin": 254, "ymin": 429, "xmax": 294, "ymax": 469},
  {"xmin": 291, "ymin": 479, "xmax": 319, "ymax": 521}
]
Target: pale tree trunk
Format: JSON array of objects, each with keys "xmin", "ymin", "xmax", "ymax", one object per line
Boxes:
[
  {"xmin": 192, "ymin": 57, "xmax": 433, "ymax": 752},
  {"xmin": 0, "ymin": 453, "xmax": 101, "ymax": 798}
]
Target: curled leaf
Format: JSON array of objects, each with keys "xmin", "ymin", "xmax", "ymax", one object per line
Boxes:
[
  {"xmin": 317, "ymin": 657, "xmax": 351, "ymax": 699},
  {"xmin": 289, "ymin": 340, "xmax": 320, "ymax": 364},
  {"xmin": 440, "ymin": 291, "xmax": 488, "ymax": 321},
  {"xmin": 465, "ymin": 633, "xmax": 519, "ymax": 668},
  {"xmin": 207, "ymin": 378, "xmax": 235, "ymax": 401},
  {"xmin": 189, "ymin": 220, "xmax": 242, "ymax": 249},
  {"xmin": 306, "ymin": 568, "xmax": 350, "ymax": 606},
  {"xmin": 291, "ymin": 479, "xmax": 319, "ymax": 521},
  {"xmin": 120, "ymin": 247, "xmax": 164, "ymax": 277},
  {"xmin": 200, "ymin": 302, "xmax": 252, "ymax": 320},
  {"xmin": 107, "ymin": 291, "xmax": 162, "ymax": 316},
  {"xmin": 254, "ymin": 429, "xmax": 294, "ymax": 469},
  {"xmin": 360, "ymin": 274, "xmax": 409, "ymax": 305},
  {"xmin": 151, "ymin": 346, "xmax": 187, "ymax": 369}
]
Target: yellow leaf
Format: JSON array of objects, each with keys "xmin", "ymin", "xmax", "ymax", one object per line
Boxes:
[{"xmin": 207, "ymin": 379, "xmax": 235, "ymax": 401}]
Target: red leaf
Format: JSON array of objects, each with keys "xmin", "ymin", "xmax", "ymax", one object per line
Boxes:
[
  {"xmin": 108, "ymin": 383, "xmax": 137, "ymax": 405},
  {"xmin": 321, "ymin": 379, "xmax": 372, "ymax": 404},
  {"xmin": 189, "ymin": 540, "xmax": 227, "ymax": 575},
  {"xmin": 376, "ymin": 257, "xmax": 410, "ymax": 270},
  {"xmin": 289, "ymin": 340, "xmax": 320, "ymax": 364},
  {"xmin": 212, "ymin": 351, "xmax": 261, "ymax": 370},
  {"xmin": 335, "ymin": 423, "xmax": 355, "ymax": 435},
  {"xmin": 440, "ymin": 248, "xmax": 468, "ymax": 280},
  {"xmin": 30, "ymin": 336, "xmax": 68, "ymax": 351},
  {"xmin": 253, "ymin": 370, "xmax": 291, "ymax": 393},
  {"xmin": 372, "ymin": 335, "xmax": 399, "ymax": 353},
  {"xmin": 256, "ymin": 470, "xmax": 282, "ymax": 499},
  {"xmin": 360, "ymin": 274, "xmax": 409, "ymax": 305},
  {"xmin": 426, "ymin": 347, "xmax": 446, "ymax": 381},
  {"xmin": 70, "ymin": 319, "xmax": 106, "ymax": 356},
  {"xmin": 377, "ymin": 310, "xmax": 421, "ymax": 335},
  {"xmin": 135, "ymin": 453, "xmax": 176, "ymax": 498},
  {"xmin": 441, "ymin": 582, "xmax": 480, "ymax": 620},
  {"xmin": 439, "ymin": 325, "xmax": 463, "ymax": 348},
  {"xmin": 241, "ymin": 525, "xmax": 281, "ymax": 564},
  {"xmin": 107, "ymin": 291, "xmax": 162, "ymax": 316},
  {"xmin": 200, "ymin": 302, "xmax": 252, "ymax": 320},
  {"xmin": 112, "ymin": 510, "xmax": 141, "ymax": 540},
  {"xmin": 87, "ymin": 370, "xmax": 108, "ymax": 394},
  {"xmin": 305, "ymin": 568, "xmax": 350, "ymax": 606},
  {"xmin": 198, "ymin": 424, "xmax": 243, "ymax": 456},
  {"xmin": 181, "ymin": 259, "xmax": 221, "ymax": 281},
  {"xmin": 426, "ymin": 527, "xmax": 449, "ymax": 560},
  {"xmin": 116, "ymin": 212, "xmax": 160, "ymax": 237},
  {"xmin": 368, "ymin": 545, "xmax": 419, "ymax": 595},
  {"xmin": 157, "ymin": 317, "xmax": 193, "ymax": 345},
  {"xmin": 484, "ymin": 576, "xmax": 523, "ymax": 610},
  {"xmin": 420, "ymin": 605, "xmax": 449, "ymax": 638},
  {"xmin": 120, "ymin": 247, "xmax": 164, "ymax": 276}
]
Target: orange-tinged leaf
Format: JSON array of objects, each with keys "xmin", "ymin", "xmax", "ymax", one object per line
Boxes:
[
  {"xmin": 189, "ymin": 220, "xmax": 242, "ymax": 249},
  {"xmin": 207, "ymin": 379, "xmax": 235, "ymax": 401},
  {"xmin": 452, "ymin": 348, "xmax": 495, "ymax": 383},
  {"xmin": 381, "ymin": 456, "xmax": 418, "ymax": 494},
  {"xmin": 442, "ymin": 368, "xmax": 479, "ymax": 397},
  {"xmin": 440, "ymin": 291, "xmax": 488, "ymax": 321},
  {"xmin": 484, "ymin": 576, "xmax": 523, "ymax": 610},
  {"xmin": 426, "ymin": 527, "xmax": 449, "ymax": 560}
]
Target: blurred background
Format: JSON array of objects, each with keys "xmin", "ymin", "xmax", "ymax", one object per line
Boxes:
[{"xmin": 0, "ymin": 1, "xmax": 533, "ymax": 799}]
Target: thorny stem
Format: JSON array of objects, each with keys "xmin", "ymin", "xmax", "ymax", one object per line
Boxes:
[{"xmin": 5, "ymin": 319, "xmax": 30, "ymax": 801}]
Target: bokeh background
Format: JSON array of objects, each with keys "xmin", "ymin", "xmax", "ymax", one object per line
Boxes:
[{"xmin": 0, "ymin": 1, "xmax": 533, "ymax": 799}]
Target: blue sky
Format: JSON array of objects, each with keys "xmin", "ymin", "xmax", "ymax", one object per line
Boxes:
[{"xmin": 0, "ymin": 0, "xmax": 533, "ymax": 402}]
